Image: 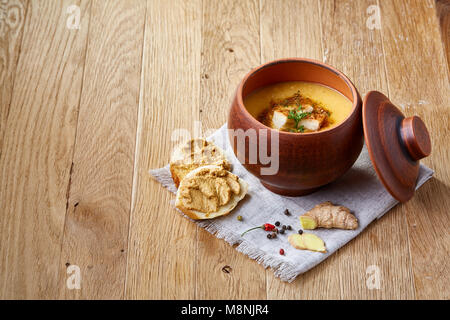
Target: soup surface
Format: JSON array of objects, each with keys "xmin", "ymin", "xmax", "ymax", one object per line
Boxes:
[{"xmin": 244, "ymin": 81, "xmax": 353, "ymax": 133}]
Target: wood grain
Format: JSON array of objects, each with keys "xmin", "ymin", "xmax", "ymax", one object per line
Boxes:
[
  {"xmin": 379, "ymin": 0, "xmax": 450, "ymax": 300},
  {"xmin": 197, "ymin": 0, "xmax": 265, "ymax": 299},
  {"xmin": 0, "ymin": 0, "xmax": 90, "ymax": 299},
  {"xmin": 58, "ymin": 0, "xmax": 146, "ymax": 299},
  {"xmin": 0, "ymin": 0, "xmax": 28, "ymax": 156},
  {"xmin": 260, "ymin": 0, "xmax": 323, "ymax": 61},
  {"xmin": 435, "ymin": 0, "xmax": 450, "ymax": 70},
  {"xmin": 0, "ymin": 0, "xmax": 448, "ymax": 299},
  {"xmin": 319, "ymin": 0, "xmax": 416, "ymax": 299},
  {"xmin": 124, "ymin": 0, "xmax": 201, "ymax": 299},
  {"xmin": 260, "ymin": 0, "xmax": 342, "ymax": 300}
]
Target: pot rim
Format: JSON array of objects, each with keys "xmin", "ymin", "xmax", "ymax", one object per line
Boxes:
[{"xmin": 236, "ymin": 58, "xmax": 361, "ymax": 136}]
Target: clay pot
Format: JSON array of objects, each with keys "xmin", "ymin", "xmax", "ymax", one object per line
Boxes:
[{"xmin": 228, "ymin": 58, "xmax": 364, "ymax": 196}]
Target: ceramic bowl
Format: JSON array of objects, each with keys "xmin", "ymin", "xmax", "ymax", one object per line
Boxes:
[{"xmin": 228, "ymin": 58, "xmax": 364, "ymax": 196}]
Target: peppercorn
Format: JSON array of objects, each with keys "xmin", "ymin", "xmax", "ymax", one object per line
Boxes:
[
  {"xmin": 275, "ymin": 221, "xmax": 280, "ymax": 227},
  {"xmin": 298, "ymin": 229, "xmax": 303, "ymax": 234},
  {"xmin": 279, "ymin": 249, "xmax": 285, "ymax": 255},
  {"xmin": 282, "ymin": 225, "xmax": 287, "ymax": 230},
  {"xmin": 279, "ymin": 229, "xmax": 285, "ymax": 235},
  {"xmin": 274, "ymin": 228, "xmax": 279, "ymax": 234},
  {"xmin": 237, "ymin": 215, "xmax": 243, "ymax": 221},
  {"xmin": 271, "ymin": 232, "xmax": 277, "ymax": 238},
  {"xmin": 287, "ymin": 225, "xmax": 292, "ymax": 230},
  {"xmin": 284, "ymin": 209, "xmax": 291, "ymax": 216},
  {"xmin": 267, "ymin": 233, "xmax": 272, "ymax": 239}
]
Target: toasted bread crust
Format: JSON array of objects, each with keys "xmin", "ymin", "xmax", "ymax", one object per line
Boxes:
[
  {"xmin": 176, "ymin": 205, "xmax": 202, "ymax": 220},
  {"xmin": 169, "ymin": 165, "xmax": 182, "ymax": 188},
  {"xmin": 176, "ymin": 204, "xmax": 236, "ymax": 220}
]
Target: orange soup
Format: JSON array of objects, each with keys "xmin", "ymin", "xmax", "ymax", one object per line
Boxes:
[{"xmin": 244, "ymin": 81, "xmax": 353, "ymax": 133}]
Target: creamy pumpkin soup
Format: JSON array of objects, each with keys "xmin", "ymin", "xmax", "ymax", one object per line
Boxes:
[{"xmin": 244, "ymin": 81, "xmax": 353, "ymax": 133}]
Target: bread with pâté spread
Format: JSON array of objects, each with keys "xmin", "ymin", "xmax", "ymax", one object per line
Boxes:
[
  {"xmin": 175, "ymin": 165, "xmax": 248, "ymax": 220},
  {"xmin": 169, "ymin": 139, "xmax": 231, "ymax": 188}
]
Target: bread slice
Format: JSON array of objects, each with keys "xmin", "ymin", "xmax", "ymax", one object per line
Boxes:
[
  {"xmin": 170, "ymin": 139, "xmax": 230, "ymax": 188},
  {"xmin": 175, "ymin": 165, "xmax": 248, "ymax": 220}
]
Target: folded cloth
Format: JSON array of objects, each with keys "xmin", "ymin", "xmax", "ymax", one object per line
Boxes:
[{"xmin": 150, "ymin": 124, "xmax": 434, "ymax": 282}]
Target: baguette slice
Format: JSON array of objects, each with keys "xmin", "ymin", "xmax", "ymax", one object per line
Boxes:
[
  {"xmin": 175, "ymin": 165, "xmax": 248, "ymax": 220},
  {"xmin": 170, "ymin": 139, "xmax": 230, "ymax": 188}
]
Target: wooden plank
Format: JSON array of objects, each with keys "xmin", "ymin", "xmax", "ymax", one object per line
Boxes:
[
  {"xmin": 260, "ymin": 0, "xmax": 323, "ymax": 61},
  {"xmin": 196, "ymin": 0, "xmax": 265, "ymax": 299},
  {"xmin": 317, "ymin": 0, "xmax": 417, "ymax": 299},
  {"xmin": 2, "ymin": 0, "xmax": 446, "ymax": 300},
  {"xmin": 57, "ymin": 1, "xmax": 146, "ymax": 299},
  {"xmin": 379, "ymin": 0, "xmax": 450, "ymax": 300},
  {"xmin": 124, "ymin": 0, "xmax": 201, "ymax": 299},
  {"xmin": 0, "ymin": 0, "xmax": 28, "ymax": 152},
  {"xmin": 0, "ymin": 0, "xmax": 91, "ymax": 299},
  {"xmin": 435, "ymin": 0, "xmax": 450, "ymax": 71},
  {"xmin": 260, "ymin": 0, "xmax": 342, "ymax": 299}
]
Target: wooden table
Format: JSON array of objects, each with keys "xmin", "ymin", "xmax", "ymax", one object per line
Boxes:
[{"xmin": 1, "ymin": 0, "xmax": 448, "ymax": 300}]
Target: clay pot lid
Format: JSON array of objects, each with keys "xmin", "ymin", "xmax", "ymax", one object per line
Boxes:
[{"xmin": 363, "ymin": 91, "xmax": 431, "ymax": 203}]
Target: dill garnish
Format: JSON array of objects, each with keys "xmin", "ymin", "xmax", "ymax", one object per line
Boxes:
[{"xmin": 288, "ymin": 105, "xmax": 310, "ymax": 133}]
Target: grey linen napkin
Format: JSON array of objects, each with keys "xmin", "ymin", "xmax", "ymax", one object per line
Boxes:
[{"xmin": 150, "ymin": 124, "xmax": 434, "ymax": 282}]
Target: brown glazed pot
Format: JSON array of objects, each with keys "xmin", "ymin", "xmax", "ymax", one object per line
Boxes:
[{"xmin": 228, "ymin": 58, "xmax": 364, "ymax": 196}]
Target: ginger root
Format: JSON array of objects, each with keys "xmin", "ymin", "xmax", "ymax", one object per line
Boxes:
[
  {"xmin": 299, "ymin": 201, "xmax": 358, "ymax": 230},
  {"xmin": 288, "ymin": 233, "xmax": 326, "ymax": 253},
  {"xmin": 299, "ymin": 215, "xmax": 317, "ymax": 229}
]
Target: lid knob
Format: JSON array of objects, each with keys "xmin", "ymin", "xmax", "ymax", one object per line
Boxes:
[{"xmin": 400, "ymin": 116, "xmax": 431, "ymax": 161}]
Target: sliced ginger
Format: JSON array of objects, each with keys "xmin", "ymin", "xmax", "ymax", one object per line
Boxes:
[
  {"xmin": 288, "ymin": 233, "xmax": 326, "ymax": 253},
  {"xmin": 299, "ymin": 215, "xmax": 317, "ymax": 229},
  {"xmin": 299, "ymin": 201, "xmax": 358, "ymax": 230}
]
